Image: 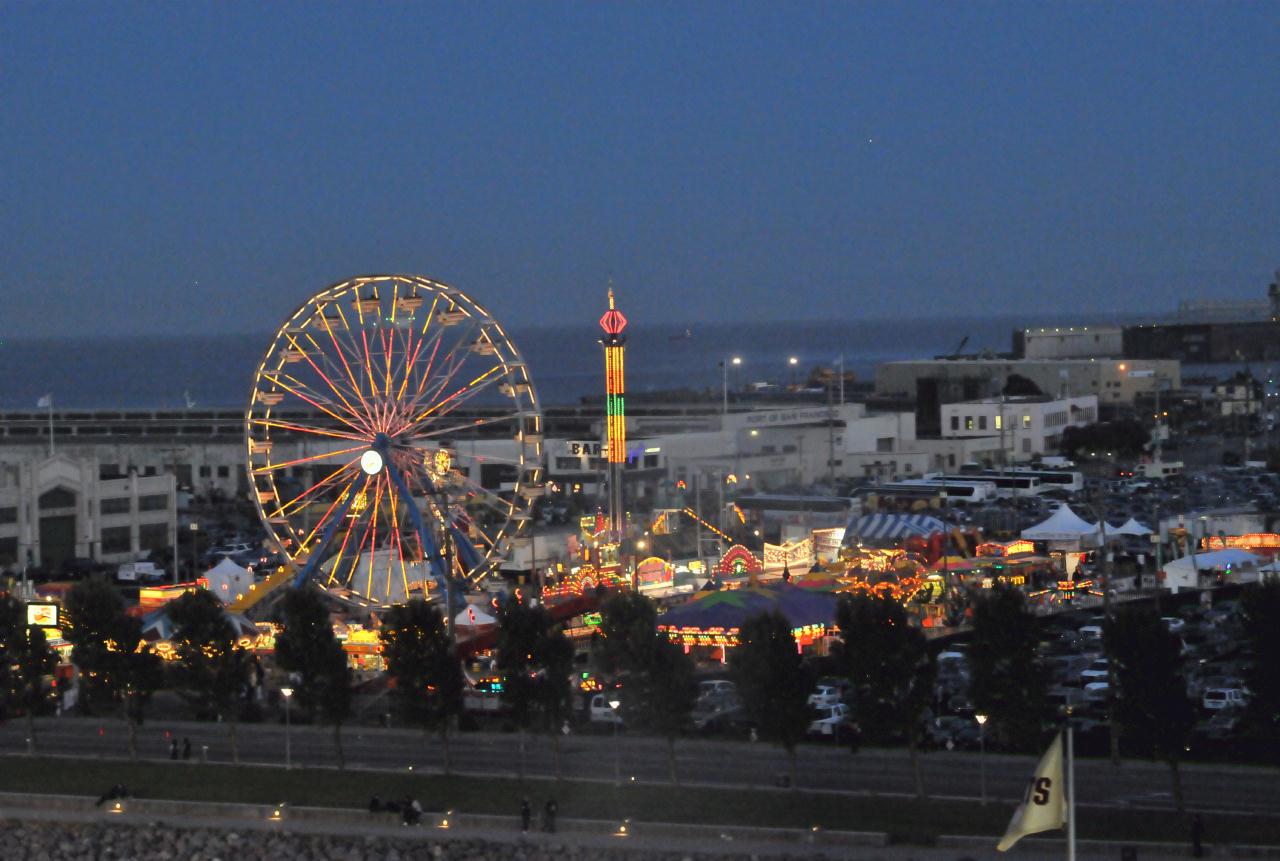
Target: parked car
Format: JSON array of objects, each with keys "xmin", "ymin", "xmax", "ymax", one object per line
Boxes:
[
  {"xmin": 1202, "ymin": 688, "xmax": 1249, "ymax": 712},
  {"xmin": 116, "ymin": 561, "xmax": 165, "ymax": 583},
  {"xmin": 588, "ymin": 693, "xmax": 624, "ymax": 725},
  {"xmin": 924, "ymin": 715, "xmax": 981, "ymax": 749},
  {"xmin": 1161, "ymin": 617, "xmax": 1187, "ymax": 634},
  {"xmin": 698, "ymin": 679, "xmax": 736, "ymax": 700},
  {"xmin": 1079, "ymin": 660, "xmax": 1110, "ymax": 685},
  {"xmin": 807, "ymin": 683, "xmax": 847, "ymax": 708},
  {"xmin": 808, "ymin": 703, "xmax": 854, "ymax": 738},
  {"xmin": 1083, "ymin": 682, "xmax": 1111, "ymax": 704}
]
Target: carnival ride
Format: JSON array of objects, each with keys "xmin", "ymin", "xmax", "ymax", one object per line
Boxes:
[{"xmin": 239, "ymin": 275, "xmax": 543, "ymax": 611}]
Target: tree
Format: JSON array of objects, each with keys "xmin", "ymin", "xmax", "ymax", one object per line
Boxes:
[
  {"xmin": 599, "ymin": 591, "xmax": 697, "ymax": 783},
  {"xmin": 167, "ymin": 589, "xmax": 253, "ymax": 762},
  {"xmin": 0, "ymin": 596, "xmax": 58, "ymax": 755},
  {"xmin": 63, "ymin": 580, "xmax": 164, "ymax": 758},
  {"xmin": 1241, "ymin": 576, "xmax": 1280, "ymax": 751},
  {"xmin": 496, "ymin": 594, "xmax": 546, "ymax": 780},
  {"xmin": 969, "ymin": 586, "xmax": 1049, "ymax": 751},
  {"xmin": 380, "ymin": 598, "xmax": 463, "ymax": 773},
  {"xmin": 276, "ymin": 587, "xmax": 354, "ymax": 768},
  {"xmin": 731, "ymin": 611, "xmax": 812, "ymax": 790},
  {"xmin": 534, "ymin": 622, "xmax": 575, "ymax": 781},
  {"xmin": 1104, "ymin": 605, "xmax": 1196, "ymax": 814},
  {"xmin": 1060, "ymin": 420, "xmax": 1150, "ymax": 460},
  {"xmin": 834, "ymin": 593, "xmax": 936, "ymax": 799}
]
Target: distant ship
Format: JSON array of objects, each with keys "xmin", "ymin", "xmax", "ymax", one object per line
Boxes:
[{"xmin": 669, "ymin": 328, "xmax": 693, "ymax": 341}]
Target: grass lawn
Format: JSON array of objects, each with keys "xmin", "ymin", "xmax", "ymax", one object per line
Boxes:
[{"xmin": 0, "ymin": 756, "xmax": 1275, "ymax": 846}]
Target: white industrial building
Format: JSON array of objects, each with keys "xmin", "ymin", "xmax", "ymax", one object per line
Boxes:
[
  {"xmin": 0, "ymin": 455, "xmax": 177, "ymax": 574},
  {"xmin": 940, "ymin": 396, "xmax": 1099, "ymax": 462}
]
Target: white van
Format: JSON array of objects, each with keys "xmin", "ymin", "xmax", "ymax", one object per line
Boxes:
[{"xmin": 117, "ymin": 562, "xmax": 165, "ymax": 583}]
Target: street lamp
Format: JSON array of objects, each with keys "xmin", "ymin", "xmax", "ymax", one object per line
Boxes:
[
  {"xmin": 722, "ymin": 356, "xmax": 742, "ymax": 414},
  {"xmin": 975, "ymin": 713, "xmax": 988, "ymax": 805},
  {"xmin": 609, "ymin": 696, "xmax": 622, "ymax": 785},
  {"xmin": 188, "ymin": 522, "xmax": 199, "ymax": 579},
  {"xmin": 281, "ymin": 686, "xmax": 294, "ymax": 769},
  {"xmin": 788, "ymin": 356, "xmax": 799, "ymax": 389}
]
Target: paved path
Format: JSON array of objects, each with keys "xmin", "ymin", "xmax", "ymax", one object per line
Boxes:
[{"xmin": 5, "ymin": 716, "xmax": 1279, "ymax": 817}]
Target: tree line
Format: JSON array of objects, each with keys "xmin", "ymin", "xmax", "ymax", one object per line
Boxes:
[{"xmin": 3, "ymin": 575, "xmax": 1278, "ymax": 810}]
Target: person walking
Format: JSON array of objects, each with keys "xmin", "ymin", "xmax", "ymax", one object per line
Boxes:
[
  {"xmin": 181, "ymin": 738, "xmax": 192, "ymax": 760},
  {"xmin": 520, "ymin": 797, "xmax": 531, "ymax": 833},
  {"xmin": 169, "ymin": 739, "xmax": 179, "ymax": 760},
  {"xmin": 542, "ymin": 797, "xmax": 557, "ymax": 833}
]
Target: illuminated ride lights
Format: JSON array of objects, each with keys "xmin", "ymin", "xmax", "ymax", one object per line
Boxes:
[
  {"xmin": 245, "ymin": 275, "xmax": 544, "ymax": 608},
  {"xmin": 599, "ymin": 287, "xmax": 627, "ymax": 537}
]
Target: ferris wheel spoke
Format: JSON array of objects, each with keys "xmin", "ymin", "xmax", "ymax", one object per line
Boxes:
[
  {"xmin": 321, "ymin": 309, "xmax": 378, "ymax": 417},
  {"xmin": 322, "ymin": 477, "xmax": 368, "ymax": 588},
  {"xmin": 406, "ymin": 362, "xmax": 507, "ymax": 431},
  {"xmin": 251, "ymin": 443, "xmax": 366, "ymax": 475},
  {"xmin": 287, "ymin": 333, "xmax": 373, "ymax": 430},
  {"xmin": 410, "ymin": 410, "xmax": 526, "ymax": 443},
  {"xmin": 296, "ymin": 472, "xmax": 362, "ymax": 553},
  {"xmin": 250, "ymin": 418, "xmax": 369, "ymax": 444},
  {"xmin": 260, "ymin": 371, "xmax": 372, "ymax": 437},
  {"xmin": 271, "ymin": 456, "xmax": 361, "ymax": 517},
  {"xmin": 406, "ymin": 316, "xmax": 482, "ymax": 411}
]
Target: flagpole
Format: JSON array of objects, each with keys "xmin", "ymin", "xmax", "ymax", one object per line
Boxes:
[{"xmin": 1066, "ymin": 723, "xmax": 1076, "ymax": 861}]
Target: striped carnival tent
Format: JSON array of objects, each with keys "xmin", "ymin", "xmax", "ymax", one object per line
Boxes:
[{"xmin": 845, "ymin": 513, "xmax": 950, "ymax": 543}]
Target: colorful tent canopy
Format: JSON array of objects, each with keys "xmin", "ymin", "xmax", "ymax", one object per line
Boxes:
[
  {"xmin": 657, "ymin": 582, "xmax": 838, "ymax": 633},
  {"xmin": 846, "ymin": 513, "xmax": 949, "ymax": 541}
]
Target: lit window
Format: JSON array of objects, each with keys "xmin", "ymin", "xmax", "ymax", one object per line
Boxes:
[
  {"xmin": 1022, "ymin": 415, "xmax": 1032, "ymax": 429},
  {"xmin": 994, "ymin": 415, "xmax": 1003, "ymax": 430}
]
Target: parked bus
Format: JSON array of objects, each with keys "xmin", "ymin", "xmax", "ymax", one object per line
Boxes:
[
  {"xmin": 930, "ymin": 472, "xmax": 1043, "ymax": 498},
  {"xmin": 1003, "ymin": 468, "xmax": 1085, "ymax": 493}
]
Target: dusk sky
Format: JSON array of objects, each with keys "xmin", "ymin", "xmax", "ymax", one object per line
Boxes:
[{"xmin": 3, "ymin": 2, "xmax": 1278, "ymax": 338}]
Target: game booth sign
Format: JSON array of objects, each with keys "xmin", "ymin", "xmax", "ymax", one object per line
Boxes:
[{"xmin": 635, "ymin": 556, "xmax": 675, "ymax": 591}]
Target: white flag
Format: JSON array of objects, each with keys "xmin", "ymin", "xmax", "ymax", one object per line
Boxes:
[
  {"xmin": 997, "ymin": 731, "xmax": 1067, "ymax": 852},
  {"xmin": 36, "ymin": 394, "xmax": 52, "ymax": 409}
]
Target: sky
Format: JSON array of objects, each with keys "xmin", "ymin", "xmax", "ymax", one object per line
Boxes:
[{"xmin": 3, "ymin": 2, "xmax": 1279, "ymax": 338}]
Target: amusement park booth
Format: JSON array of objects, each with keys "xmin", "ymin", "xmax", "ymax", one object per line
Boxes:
[{"xmin": 656, "ymin": 582, "xmax": 839, "ymax": 664}]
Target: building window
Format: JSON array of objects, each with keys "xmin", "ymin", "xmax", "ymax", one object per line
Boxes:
[
  {"xmin": 1022, "ymin": 415, "xmax": 1032, "ymax": 429},
  {"xmin": 99, "ymin": 464, "xmax": 122, "ymax": 480},
  {"xmin": 994, "ymin": 415, "xmax": 1003, "ymax": 430},
  {"xmin": 101, "ymin": 497, "xmax": 131, "ymax": 515},
  {"xmin": 139, "ymin": 494, "xmax": 169, "ymax": 512},
  {"xmin": 978, "ymin": 416, "xmax": 987, "ymax": 431},
  {"xmin": 143, "ymin": 466, "xmax": 157, "ymax": 477},
  {"xmin": 554, "ymin": 457, "xmax": 580, "ymax": 471},
  {"xmin": 876, "ymin": 437, "xmax": 894, "ymax": 453},
  {"xmin": 643, "ymin": 454, "xmax": 659, "ymax": 468},
  {"xmin": 139, "ymin": 523, "xmax": 169, "ymax": 551},
  {"xmin": 947, "ymin": 454, "xmax": 956, "ymax": 467},
  {"xmin": 216, "ymin": 466, "xmax": 230, "ymax": 479},
  {"xmin": 964, "ymin": 416, "xmax": 974, "ymax": 431},
  {"xmin": 101, "ymin": 526, "xmax": 131, "ymax": 555},
  {"xmin": 39, "ymin": 487, "xmax": 76, "ymax": 509},
  {"xmin": 199, "ymin": 466, "xmax": 212, "ymax": 478},
  {"xmin": 1022, "ymin": 438, "xmax": 1032, "ymax": 453},
  {"xmin": 0, "ymin": 507, "xmax": 16, "ymax": 525},
  {"xmin": 0, "ymin": 537, "xmax": 17, "ymax": 565},
  {"xmin": 950, "ymin": 416, "xmax": 959, "ymax": 431}
]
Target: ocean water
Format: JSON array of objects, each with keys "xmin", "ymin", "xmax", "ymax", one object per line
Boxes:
[{"xmin": 0, "ymin": 314, "xmax": 1123, "ymax": 411}]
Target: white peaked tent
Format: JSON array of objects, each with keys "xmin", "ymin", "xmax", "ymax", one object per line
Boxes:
[
  {"xmin": 1111, "ymin": 518, "xmax": 1153, "ymax": 537},
  {"xmin": 1021, "ymin": 505, "xmax": 1099, "ymax": 544},
  {"xmin": 202, "ymin": 557, "xmax": 254, "ymax": 604},
  {"xmin": 455, "ymin": 604, "xmax": 497, "ymax": 629}
]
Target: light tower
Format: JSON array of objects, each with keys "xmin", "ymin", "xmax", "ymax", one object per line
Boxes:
[{"xmin": 599, "ymin": 286, "xmax": 628, "ymax": 538}]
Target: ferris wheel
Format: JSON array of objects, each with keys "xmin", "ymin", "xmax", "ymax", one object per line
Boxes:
[{"xmin": 244, "ymin": 275, "xmax": 543, "ymax": 607}]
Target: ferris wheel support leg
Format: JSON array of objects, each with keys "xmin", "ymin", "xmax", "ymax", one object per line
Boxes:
[
  {"xmin": 381, "ymin": 453, "xmax": 461, "ymax": 624},
  {"xmin": 291, "ymin": 474, "xmax": 368, "ymax": 590}
]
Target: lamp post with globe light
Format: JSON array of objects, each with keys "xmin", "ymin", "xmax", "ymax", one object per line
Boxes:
[
  {"xmin": 975, "ymin": 713, "xmax": 988, "ymax": 804},
  {"xmin": 722, "ymin": 356, "xmax": 742, "ymax": 414},
  {"xmin": 609, "ymin": 696, "xmax": 622, "ymax": 785},
  {"xmin": 281, "ymin": 686, "xmax": 294, "ymax": 769}
]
